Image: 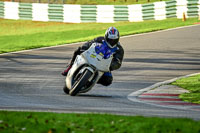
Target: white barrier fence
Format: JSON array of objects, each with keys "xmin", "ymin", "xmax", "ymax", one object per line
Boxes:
[{"xmin": 0, "ymin": 0, "xmax": 200, "ymax": 23}]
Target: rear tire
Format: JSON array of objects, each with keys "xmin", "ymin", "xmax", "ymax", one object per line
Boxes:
[{"xmin": 69, "ymin": 70, "xmax": 93, "ymax": 96}]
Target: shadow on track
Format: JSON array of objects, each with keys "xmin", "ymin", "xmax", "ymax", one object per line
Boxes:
[{"xmin": 77, "ymin": 94, "xmax": 126, "ymax": 99}]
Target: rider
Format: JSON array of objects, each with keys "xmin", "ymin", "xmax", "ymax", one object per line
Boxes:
[{"xmin": 62, "ymin": 27, "xmax": 124, "ymax": 86}]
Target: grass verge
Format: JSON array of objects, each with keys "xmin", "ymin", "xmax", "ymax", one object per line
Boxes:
[
  {"xmin": 0, "ymin": 111, "xmax": 200, "ymax": 133},
  {"xmin": 0, "ymin": 18, "xmax": 199, "ymax": 54},
  {"xmin": 171, "ymin": 74, "xmax": 200, "ymax": 104}
]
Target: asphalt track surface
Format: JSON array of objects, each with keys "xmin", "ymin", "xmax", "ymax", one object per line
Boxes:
[{"xmin": 0, "ymin": 25, "xmax": 200, "ymax": 119}]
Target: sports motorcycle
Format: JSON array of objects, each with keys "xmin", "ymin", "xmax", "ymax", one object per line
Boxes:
[{"xmin": 63, "ymin": 41, "xmax": 117, "ymax": 96}]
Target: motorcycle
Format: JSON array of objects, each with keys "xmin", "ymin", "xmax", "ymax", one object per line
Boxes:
[{"xmin": 63, "ymin": 41, "xmax": 117, "ymax": 96}]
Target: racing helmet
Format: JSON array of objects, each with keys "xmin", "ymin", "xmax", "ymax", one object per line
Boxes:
[{"xmin": 105, "ymin": 27, "xmax": 120, "ymax": 48}]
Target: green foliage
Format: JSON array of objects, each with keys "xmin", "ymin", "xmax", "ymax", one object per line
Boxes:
[
  {"xmin": 0, "ymin": 111, "xmax": 199, "ymax": 133},
  {"xmin": 0, "ymin": 18, "xmax": 199, "ymax": 54},
  {"xmin": 172, "ymin": 74, "xmax": 200, "ymax": 104}
]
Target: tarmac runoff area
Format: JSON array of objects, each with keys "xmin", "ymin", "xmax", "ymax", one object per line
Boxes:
[{"xmin": 128, "ymin": 73, "xmax": 200, "ymax": 111}]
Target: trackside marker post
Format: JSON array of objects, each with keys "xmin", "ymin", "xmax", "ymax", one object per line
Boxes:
[{"xmin": 182, "ymin": 12, "xmax": 186, "ymax": 21}]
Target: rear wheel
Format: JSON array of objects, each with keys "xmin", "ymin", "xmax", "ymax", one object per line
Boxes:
[{"xmin": 69, "ymin": 70, "xmax": 93, "ymax": 96}]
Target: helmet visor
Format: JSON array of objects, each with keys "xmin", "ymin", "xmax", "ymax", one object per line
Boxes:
[{"xmin": 107, "ymin": 38, "xmax": 118, "ymax": 47}]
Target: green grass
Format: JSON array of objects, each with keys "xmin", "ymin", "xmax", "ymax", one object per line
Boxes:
[
  {"xmin": 0, "ymin": 18, "xmax": 199, "ymax": 54},
  {"xmin": 0, "ymin": 111, "xmax": 199, "ymax": 133},
  {"xmin": 171, "ymin": 74, "xmax": 200, "ymax": 104}
]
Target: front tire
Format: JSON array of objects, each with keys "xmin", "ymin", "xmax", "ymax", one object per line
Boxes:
[
  {"xmin": 69, "ymin": 70, "xmax": 93, "ymax": 96},
  {"xmin": 63, "ymin": 82, "xmax": 69, "ymax": 94}
]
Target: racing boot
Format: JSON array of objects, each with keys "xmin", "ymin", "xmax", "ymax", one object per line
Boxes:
[
  {"xmin": 62, "ymin": 47, "xmax": 81, "ymax": 76},
  {"xmin": 61, "ymin": 64, "xmax": 72, "ymax": 76}
]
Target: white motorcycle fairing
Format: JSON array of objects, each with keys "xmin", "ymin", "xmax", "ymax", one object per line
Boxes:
[{"xmin": 65, "ymin": 41, "xmax": 115, "ymax": 94}]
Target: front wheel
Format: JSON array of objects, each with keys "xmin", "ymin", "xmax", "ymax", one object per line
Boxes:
[
  {"xmin": 69, "ymin": 70, "xmax": 93, "ymax": 96},
  {"xmin": 63, "ymin": 82, "xmax": 69, "ymax": 94}
]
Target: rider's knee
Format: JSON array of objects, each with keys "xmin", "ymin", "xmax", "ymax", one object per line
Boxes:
[{"xmin": 98, "ymin": 75, "xmax": 113, "ymax": 86}]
